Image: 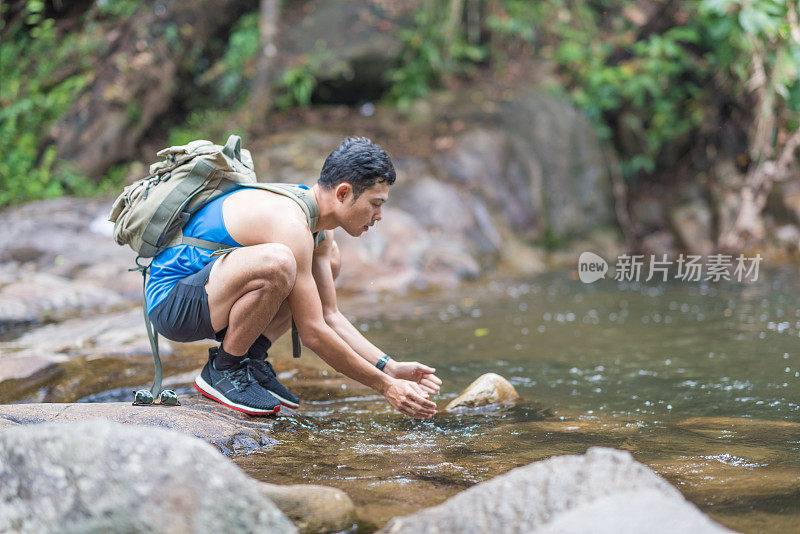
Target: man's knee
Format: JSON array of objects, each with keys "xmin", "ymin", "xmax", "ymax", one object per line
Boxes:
[{"xmin": 248, "ymin": 243, "xmax": 297, "ymax": 294}]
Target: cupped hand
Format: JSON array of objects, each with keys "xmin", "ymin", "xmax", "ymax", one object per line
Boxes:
[
  {"xmin": 386, "ymin": 361, "xmax": 442, "ymax": 395},
  {"xmin": 383, "ymin": 378, "xmax": 437, "ymax": 419}
]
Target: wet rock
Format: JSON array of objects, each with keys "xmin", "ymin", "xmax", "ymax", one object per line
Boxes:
[
  {"xmin": 445, "ymin": 373, "xmax": 519, "ymax": 411},
  {"xmin": 257, "ymin": 482, "xmax": 357, "ymax": 534},
  {"xmin": 380, "ymin": 447, "xmax": 732, "ymax": 534},
  {"xmin": 0, "ymin": 420, "xmax": 295, "ymax": 533},
  {"xmin": 670, "ymin": 199, "xmax": 715, "ymax": 256},
  {"xmin": 0, "ymin": 396, "xmax": 282, "ymax": 456}
]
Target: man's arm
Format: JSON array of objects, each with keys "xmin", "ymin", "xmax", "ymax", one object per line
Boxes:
[
  {"xmin": 276, "ymin": 225, "xmax": 436, "ymax": 418},
  {"xmin": 311, "ymin": 232, "xmax": 442, "ymax": 395}
]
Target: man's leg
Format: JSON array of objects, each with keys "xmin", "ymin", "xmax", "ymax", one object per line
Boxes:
[
  {"xmin": 205, "ymin": 243, "xmax": 297, "ymax": 358},
  {"xmin": 193, "ymin": 243, "xmax": 297, "ymax": 415},
  {"xmin": 239, "ymin": 243, "xmax": 339, "ymax": 408}
]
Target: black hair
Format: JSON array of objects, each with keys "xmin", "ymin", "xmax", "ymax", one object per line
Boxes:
[{"xmin": 317, "ymin": 137, "xmax": 396, "ymax": 199}]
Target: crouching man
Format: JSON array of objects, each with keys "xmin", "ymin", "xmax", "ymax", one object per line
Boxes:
[{"xmin": 145, "ymin": 137, "xmax": 441, "ymax": 418}]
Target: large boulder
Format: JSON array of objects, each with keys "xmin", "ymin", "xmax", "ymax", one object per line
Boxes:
[
  {"xmin": 670, "ymin": 199, "xmax": 715, "ymax": 256},
  {"xmin": 380, "ymin": 447, "xmax": 733, "ymax": 534},
  {"xmin": 436, "ymin": 91, "xmax": 616, "ymax": 244},
  {"xmin": 334, "ymin": 206, "xmax": 480, "ymax": 294},
  {"xmin": 0, "ymin": 420, "xmax": 296, "ymax": 533}
]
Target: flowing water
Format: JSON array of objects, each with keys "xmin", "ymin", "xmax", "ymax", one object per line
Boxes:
[{"xmin": 233, "ymin": 268, "xmax": 800, "ymax": 532}]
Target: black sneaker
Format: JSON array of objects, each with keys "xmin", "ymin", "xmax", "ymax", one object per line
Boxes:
[
  {"xmin": 244, "ymin": 358, "xmax": 300, "ymax": 409},
  {"xmin": 194, "ymin": 349, "xmax": 281, "ymax": 416}
]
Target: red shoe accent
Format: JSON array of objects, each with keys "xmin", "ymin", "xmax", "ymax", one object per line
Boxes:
[{"xmin": 193, "ymin": 383, "xmax": 280, "ymax": 416}]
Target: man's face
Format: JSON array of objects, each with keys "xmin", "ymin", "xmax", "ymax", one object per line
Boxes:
[{"xmin": 337, "ymin": 181, "xmax": 390, "ymax": 237}]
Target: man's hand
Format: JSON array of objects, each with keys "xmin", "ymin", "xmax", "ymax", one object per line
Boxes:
[
  {"xmin": 386, "ymin": 361, "xmax": 442, "ymax": 395},
  {"xmin": 383, "ymin": 378, "xmax": 437, "ymax": 418}
]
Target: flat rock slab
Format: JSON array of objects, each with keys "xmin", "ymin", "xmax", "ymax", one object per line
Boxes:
[
  {"xmin": 0, "ymin": 396, "xmax": 290, "ymax": 456},
  {"xmin": 0, "ymin": 196, "xmax": 141, "ymax": 298}
]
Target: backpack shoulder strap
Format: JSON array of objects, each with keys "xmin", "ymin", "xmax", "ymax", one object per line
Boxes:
[{"xmin": 242, "ymin": 183, "xmax": 320, "ymax": 234}]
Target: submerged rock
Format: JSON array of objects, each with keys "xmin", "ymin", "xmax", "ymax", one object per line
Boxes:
[
  {"xmin": 445, "ymin": 373, "xmax": 519, "ymax": 411},
  {"xmin": 380, "ymin": 447, "xmax": 733, "ymax": 534},
  {"xmin": 258, "ymin": 482, "xmax": 357, "ymax": 534},
  {"xmin": 0, "ymin": 420, "xmax": 296, "ymax": 534}
]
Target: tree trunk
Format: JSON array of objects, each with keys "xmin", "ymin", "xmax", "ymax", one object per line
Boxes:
[{"xmin": 242, "ymin": 0, "xmax": 280, "ymax": 130}]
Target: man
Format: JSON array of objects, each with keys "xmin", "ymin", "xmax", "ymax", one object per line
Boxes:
[{"xmin": 145, "ymin": 137, "xmax": 441, "ymax": 418}]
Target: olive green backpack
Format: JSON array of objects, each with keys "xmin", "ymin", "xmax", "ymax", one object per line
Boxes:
[
  {"xmin": 109, "ymin": 135, "xmax": 318, "ymax": 258},
  {"xmin": 109, "ymin": 135, "xmax": 313, "ymax": 402}
]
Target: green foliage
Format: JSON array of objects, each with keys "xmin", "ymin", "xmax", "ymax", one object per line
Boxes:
[
  {"xmin": 275, "ymin": 63, "xmax": 318, "ymax": 109},
  {"xmin": 485, "ymin": 0, "xmax": 537, "ymax": 48},
  {"xmin": 0, "ymin": 4, "xmax": 97, "ymax": 208},
  {"xmin": 93, "ymin": 0, "xmax": 140, "ymax": 19},
  {"xmin": 192, "ymin": 10, "xmax": 330, "ymax": 113},
  {"xmin": 200, "ymin": 13, "xmax": 261, "ymax": 106},
  {"xmin": 698, "ymin": 0, "xmax": 799, "ymax": 111},
  {"xmin": 386, "ymin": 1, "xmax": 487, "ymax": 108},
  {"xmin": 523, "ymin": 0, "xmax": 799, "ymax": 179}
]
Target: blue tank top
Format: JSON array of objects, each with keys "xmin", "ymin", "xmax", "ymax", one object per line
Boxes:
[{"xmin": 145, "ymin": 187, "xmax": 244, "ymax": 314}]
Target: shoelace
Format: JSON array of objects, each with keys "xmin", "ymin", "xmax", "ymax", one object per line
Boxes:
[
  {"xmin": 247, "ymin": 358, "xmax": 276, "ymax": 378},
  {"xmin": 223, "ymin": 365, "xmax": 254, "ymax": 391}
]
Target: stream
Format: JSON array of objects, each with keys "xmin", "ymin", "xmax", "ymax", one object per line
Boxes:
[{"xmin": 85, "ymin": 268, "xmax": 800, "ymax": 532}]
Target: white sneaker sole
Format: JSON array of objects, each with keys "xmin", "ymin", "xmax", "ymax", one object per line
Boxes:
[{"xmin": 194, "ymin": 374, "xmax": 280, "ymax": 416}]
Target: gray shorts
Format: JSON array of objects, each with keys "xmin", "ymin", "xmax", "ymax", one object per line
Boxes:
[{"xmin": 148, "ymin": 259, "xmax": 223, "ymax": 342}]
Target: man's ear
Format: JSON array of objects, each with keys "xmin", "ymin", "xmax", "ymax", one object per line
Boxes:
[{"xmin": 335, "ymin": 183, "xmax": 352, "ymax": 203}]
